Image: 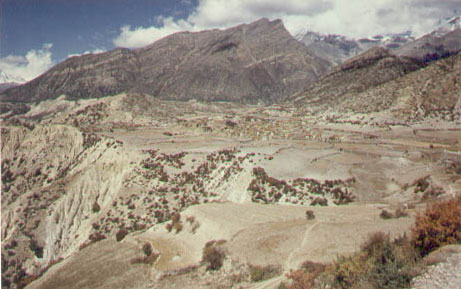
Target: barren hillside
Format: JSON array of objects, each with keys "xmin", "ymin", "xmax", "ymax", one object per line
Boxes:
[{"xmin": 0, "ymin": 18, "xmax": 330, "ymax": 106}]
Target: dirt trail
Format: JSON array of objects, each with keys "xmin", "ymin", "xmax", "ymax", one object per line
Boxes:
[
  {"xmin": 249, "ymin": 275, "xmax": 284, "ymax": 289},
  {"xmin": 284, "ymin": 221, "xmax": 320, "ymax": 271}
]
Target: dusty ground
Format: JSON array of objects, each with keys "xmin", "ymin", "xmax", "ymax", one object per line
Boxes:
[{"xmin": 2, "ymin": 96, "xmax": 460, "ymax": 288}]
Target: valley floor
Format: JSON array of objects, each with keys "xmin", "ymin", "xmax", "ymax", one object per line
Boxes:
[{"xmin": 1, "ymin": 96, "xmax": 460, "ymax": 288}]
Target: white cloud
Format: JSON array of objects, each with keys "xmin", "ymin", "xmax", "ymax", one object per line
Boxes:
[
  {"xmin": 0, "ymin": 43, "xmax": 54, "ymax": 82},
  {"xmin": 66, "ymin": 48, "xmax": 105, "ymax": 59},
  {"xmin": 113, "ymin": 17, "xmax": 194, "ymax": 48},
  {"xmin": 113, "ymin": 0, "xmax": 460, "ymax": 48}
]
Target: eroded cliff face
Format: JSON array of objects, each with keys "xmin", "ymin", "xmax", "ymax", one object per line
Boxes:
[
  {"xmin": 1, "ymin": 124, "xmax": 133, "ymax": 287},
  {"xmin": 1, "ymin": 112, "xmax": 357, "ymax": 288}
]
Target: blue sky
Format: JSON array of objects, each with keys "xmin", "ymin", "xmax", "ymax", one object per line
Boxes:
[
  {"xmin": 0, "ymin": 0, "xmax": 459, "ymax": 82},
  {"xmin": 1, "ymin": 0, "xmax": 197, "ymax": 60}
]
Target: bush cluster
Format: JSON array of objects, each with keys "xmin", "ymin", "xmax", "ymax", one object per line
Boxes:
[
  {"xmin": 412, "ymin": 197, "xmax": 461, "ymax": 256},
  {"xmin": 249, "ymin": 264, "xmax": 281, "ymax": 282},
  {"xmin": 202, "ymin": 240, "xmax": 227, "ymax": 271},
  {"xmin": 285, "ymin": 197, "xmax": 461, "ymax": 289},
  {"xmin": 284, "ymin": 261, "xmax": 326, "ymax": 289},
  {"xmin": 330, "ymin": 233, "xmax": 419, "ymax": 289},
  {"xmin": 131, "ymin": 242, "xmax": 159, "ymax": 265}
]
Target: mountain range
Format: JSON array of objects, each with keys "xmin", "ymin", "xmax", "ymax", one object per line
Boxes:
[
  {"xmin": 0, "ymin": 71, "xmax": 26, "ymax": 85},
  {"xmin": 395, "ymin": 16, "xmax": 461, "ymax": 62},
  {"xmin": 2, "ymin": 15, "xmax": 461, "ymax": 289},
  {"xmin": 295, "ymin": 30, "xmax": 415, "ymax": 65},
  {"xmin": 2, "ymin": 16, "xmax": 460, "ymax": 113},
  {"xmin": 0, "ymin": 72, "xmax": 25, "ymax": 93},
  {"xmin": 0, "ymin": 18, "xmax": 329, "ymax": 105}
]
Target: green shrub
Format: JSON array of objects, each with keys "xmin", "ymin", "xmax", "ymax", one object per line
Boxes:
[
  {"xmin": 332, "ymin": 232, "xmax": 419, "ymax": 289},
  {"xmin": 92, "ymin": 201, "xmax": 101, "ymax": 213},
  {"xmin": 249, "ymin": 264, "xmax": 281, "ymax": 282}
]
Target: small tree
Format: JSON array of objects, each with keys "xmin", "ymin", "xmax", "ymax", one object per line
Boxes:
[
  {"xmin": 305, "ymin": 210, "xmax": 315, "ymax": 220},
  {"xmin": 116, "ymin": 228, "xmax": 129, "ymax": 242},
  {"xmin": 142, "ymin": 242, "xmax": 153, "ymax": 256},
  {"xmin": 202, "ymin": 241, "xmax": 226, "ymax": 271},
  {"xmin": 380, "ymin": 210, "xmax": 394, "ymax": 220},
  {"xmin": 92, "ymin": 201, "xmax": 101, "ymax": 213}
]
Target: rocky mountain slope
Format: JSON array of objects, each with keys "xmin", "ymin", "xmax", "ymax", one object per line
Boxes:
[
  {"xmin": 0, "ymin": 83, "xmax": 20, "ymax": 94},
  {"xmin": 0, "ymin": 72, "xmax": 26, "ymax": 85},
  {"xmin": 341, "ymin": 51, "xmax": 461, "ymax": 118},
  {"xmin": 2, "ymin": 17, "xmax": 461, "ymax": 289},
  {"xmin": 296, "ymin": 16, "xmax": 461, "ymax": 66},
  {"xmin": 288, "ymin": 48, "xmax": 461, "ymax": 120},
  {"xmin": 0, "ymin": 72, "xmax": 24, "ymax": 93},
  {"xmin": 0, "ymin": 18, "xmax": 330, "ymax": 106},
  {"xmin": 395, "ymin": 16, "xmax": 461, "ymax": 62},
  {"xmin": 287, "ymin": 47, "xmax": 424, "ymax": 111},
  {"xmin": 296, "ymin": 30, "xmax": 414, "ymax": 65}
]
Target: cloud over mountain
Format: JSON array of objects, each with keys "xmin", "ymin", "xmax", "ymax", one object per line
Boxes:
[
  {"xmin": 0, "ymin": 43, "xmax": 54, "ymax": 82},
  {"xmin": 112, "ymin": 0, "xmax": 460, "ymax": 48}
]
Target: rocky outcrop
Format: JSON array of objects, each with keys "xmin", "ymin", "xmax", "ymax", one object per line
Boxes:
[
  {"xmin": 1, "ymin": 18, "xmax": 330, "ymax": 105},
  {"xmin": 1, "ymin": 124, "xmax": 130, "ymax": 287}
]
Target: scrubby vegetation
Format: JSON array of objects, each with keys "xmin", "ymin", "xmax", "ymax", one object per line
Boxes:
[
  {"xmin": 249, "ymin": 264, "xmax": 281, "ymax": 282},
  {"xmin": 115, "ymin": 228, "xmax": 129, "ymax": 242},
  {"xmin": 248, "ymin": 167, "xmax": 355, "ymax": 205},
  {"xmin": 131, "ymin": 242, "xmax": 159, "ymax": 265},
  {"xmin": 305, "ymin": 210, "xmax": 315, "ymax": 220},
  {"xmin": 380, "ymin": 207, "xmax": 409, "ymax": 220},
  {"xmin": 284, "ymin": 197, "xmax": 461, "ymax": 289},
  {"xmin": 284, "ymin": 261, "xmax": 326, "ymax": 289},
  {"xmin": 379, "ymin": 209, "xmax": 394, "ymax": 219},
  {"xmin": 285, "ymin": 233, "xmax": 420, "ymax": 289},
  {"xmin": 332, "ymin": 233, "xmax": 420, "ymax": 289},
  {"xmin": 412, "ymin": 197, "xmax": 461, "ymax": 256},
  {"xmin": 202, "ymin": 240, "xmax": 227, "ymax": 271}
]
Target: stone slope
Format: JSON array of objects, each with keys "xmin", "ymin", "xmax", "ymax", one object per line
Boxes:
[
  {"xmin": 340, "ymin": 51, "xmax": 461, "ymax": 118},
  {"xmin": 297, "ymin": 31, "xmax": 414, "ymax": 65},
  {"xmin": 287, "ymin": 47, "xmax": 424, "ymax": 111},
  {"xmin": 1, "ymin": 18, "xmax": 330, "ymax": 106},
  {"xmin": 288, "ymin": 49, "xmax": 461, "ymax": 119}
]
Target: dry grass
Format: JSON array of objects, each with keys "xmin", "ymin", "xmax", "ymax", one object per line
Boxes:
[{"xmin": 249, "ymin": 264, "xmax": 281, "ymax": 282}]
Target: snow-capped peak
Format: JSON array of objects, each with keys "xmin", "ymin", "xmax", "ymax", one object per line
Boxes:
[
  {"xmin": 0, "ymin": 71, "xmax": 27, "ymax": 84},
  {"xmin": 432, "ymin": 15, "xmax": 461, "ymax": 36}
]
